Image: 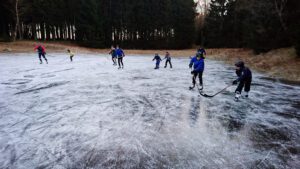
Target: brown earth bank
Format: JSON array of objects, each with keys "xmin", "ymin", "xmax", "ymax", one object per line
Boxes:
[{"xmin": 1, "ymin": 41, "xmax": 300, "ymax": 82}]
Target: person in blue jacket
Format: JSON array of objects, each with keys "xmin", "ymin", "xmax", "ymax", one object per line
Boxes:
[
  {"xmin": 116, "ymin": 45, "xmax": 125, "ymax": 69},
  {"xmin": 153, "ymin": 53, "xmax": 162, "ymax": 69},
  {"xmin": 189, "ymin": 53, "xmax": 205, "ymax": 90},
  {"xmin": 232, "ymin": 61, "xmax": 252, "ymax": 100}
]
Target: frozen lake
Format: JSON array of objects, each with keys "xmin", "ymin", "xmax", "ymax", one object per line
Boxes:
[{"xmin": 0, "ymin": 53, "xmax": 299, "ymax": 169}]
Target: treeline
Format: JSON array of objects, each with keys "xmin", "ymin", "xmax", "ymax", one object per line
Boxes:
[
  {"xmin": 196, "ymin": 0, "xmax": 300, "ymax": 55},
  {"xmin": 0, "ymin": 0, "xmax": 195, "ymax": 49}
]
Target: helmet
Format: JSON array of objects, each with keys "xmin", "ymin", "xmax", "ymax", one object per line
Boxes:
[{"xmin": 235, "ymin": 61, "xmax": 244, "ymax": 68}]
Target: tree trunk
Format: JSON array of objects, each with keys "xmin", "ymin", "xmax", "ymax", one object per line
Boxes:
[
  {"xmin": 274, "ymin": 0, "xmax": 288, "ymax": 31},
  {"xmin": 12, "ymin": 0, "xmax": 19, "ymax": 41}
]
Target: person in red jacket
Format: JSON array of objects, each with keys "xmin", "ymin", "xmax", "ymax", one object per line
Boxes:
[{"xmin": 34, "ymin": 44, "xmax": 48, "ymax": 64}]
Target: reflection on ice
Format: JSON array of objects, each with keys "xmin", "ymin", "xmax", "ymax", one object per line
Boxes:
[{"xmin": 0, "ymin": 54, "xmax": 299, "ymax": 168}]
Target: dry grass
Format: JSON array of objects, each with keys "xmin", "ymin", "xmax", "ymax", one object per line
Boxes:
[
  {"xmin": 1, "ymin": 41, "xmax": 299, "ymax": 82},
  {"xmin": 208, "ymin": 48, "xmax": 300, "ymax": 82}
]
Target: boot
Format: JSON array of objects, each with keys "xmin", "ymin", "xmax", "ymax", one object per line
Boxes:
[{"xmin": 235, "ymin": 91, "xmax": 241, "ymax": 101}]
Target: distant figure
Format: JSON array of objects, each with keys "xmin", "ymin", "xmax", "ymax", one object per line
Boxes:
[
  {"xmin": 109, "ymin": 45, "xmax": 117, "ymax": 66},
  {"xmin": 34, "ymin": 44, "xmax": 48, "ymax": 64},
  {"xmin": 163, "ymin": 51, "xmax": 172, "ymax": 68},
  {"xmin": 232, "ymin": 61, "xmax": 252, "ymax": 101},
  {"xmin": 153, "ymin": 53, "xmax": 162, "ymax": 69},
  {"xmin": 116, "ymin": 45, "xmax": 125, "ymax": 69},
  {"xmin": 67, "ymin": 49, "xmax": 74, "ymax": 62},
  {"xmin": 197, "ymin": 47, "xmax": 206, "ymax": 59},
  {"xmin": 189, "ymin": 53, "xmax": 205, "ymax": 90}
]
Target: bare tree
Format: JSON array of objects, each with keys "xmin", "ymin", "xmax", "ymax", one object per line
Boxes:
[
  {"xmin": 274, "ymin": 0, "xmax": 288, "ymax": 31},
  {"xmin": 12, "ymin": 0, "xmax": 20, "ymax": 41}
]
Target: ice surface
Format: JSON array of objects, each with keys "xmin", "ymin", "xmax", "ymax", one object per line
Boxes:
[{"xmin": 0, "ymin": 53, "xmax": 299, "ymax": 169}]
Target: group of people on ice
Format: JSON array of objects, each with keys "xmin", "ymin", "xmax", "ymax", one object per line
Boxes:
[
  {"xmin": 34, "ymin": 44, "xmax": 75, "ymax": 63},
  {"xmin": 109, "ymin": 45, "xmax": 125, "ymax": 69},
  {"xmin": 152, "ymin": 51, "xmax": 173, "ymax": 69},
  {"xmin": 188, "ymin": 47, "xmax": 252, "ymax": 100},
  {"xmin": 34, "ymin": 44, "xmax": 252, "ymax": 101}
]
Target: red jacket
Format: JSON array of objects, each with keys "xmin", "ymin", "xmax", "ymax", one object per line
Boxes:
[{"xmin": 34, "ymin": 45, "xmax": 46, "ymax": 54}]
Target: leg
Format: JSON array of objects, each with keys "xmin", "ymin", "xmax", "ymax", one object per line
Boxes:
[
  {"xmin": 165, "ymin": 60, "xmax": 170, "ymax": 68},
  {"xmin": 38, "ymin": 53, "xmax": 42, "ymax": 63},
  {"xmin": 42, "ymin": 53, "xmax": 48, "ymax": 64},
  {"xmin": 70, "ymin": 56, "xmax": 73, "ymax": 62},
  {"xmin": 121, "ymin": 57, "xmax": 124, "ymax": 68},
  {"xmin": 244, "ymin": 79, "xmax": 251, "ymax": 97},
  {"xmin": 169, "ymin": 60, "xmax": 172, "ymax": 68},
  {"xmin": 192, "ymin": 73, "xmax": 198, "ymax": 87},
  {"xmin": 113, "ymin": 57, "xmax": 117, "ymax": 65},
  {"xmin": 198, "ymin": 71, "xmax": 203, "ymax": 86},
  {"xmin": 118, "ymin": 58, "xmax": 121, "ymax": 68},
  {"xmin": 235, "ymin": 80, "xmax": 245, "ymax": 94}
]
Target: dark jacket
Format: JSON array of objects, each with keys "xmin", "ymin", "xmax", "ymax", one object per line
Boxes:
[{"xmin": 236, "ymin": 67, "xmax": 252, "ymax": 82}]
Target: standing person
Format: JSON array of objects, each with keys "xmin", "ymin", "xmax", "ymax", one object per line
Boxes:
[
  {"xmin": 116, "ymin": 45, "xmax": 125, "ymax": 69},
  {"xmin": 153, "ymin": 53, "xmax": 162, "ymax": 69},
  {"xmin": 232, "ymin": 61, "xmax": 252, "ymax": 101},
  {"xmin": 34, "ymin": 44, "xmax": 48, "ymax": 64},
  {"xmin": 197, "ymin": 47, "xmax": 206, "ymax": 59},
  {"xmin": 109, "ymin": 46, "xmax": 117, "ymax": 65},
  {"xmin": 189, "ymin": 53, "xmax": 205, "ymax": 90},
  {"xmin": 164, "ymin": 51, "xmax": 172, "ymax": 68},
  {"xmin": 67, "ymin": 49, "xmax": 74, "ymax": 62}
]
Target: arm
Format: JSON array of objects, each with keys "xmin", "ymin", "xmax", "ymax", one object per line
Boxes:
[
  {"xmin": 189, "ymin": 58, "xmax": 194, "ymax": 68},
  {"xmin": 42, "ymin": 46, "xmax": 46, "ymax": 53},
  {"xmin": 121, "ymin": 49, "xmax": 125, "ymax": 57},
  {"xmin": 233, "ymin": 69, "xmax": 246, "ymax": 84}
]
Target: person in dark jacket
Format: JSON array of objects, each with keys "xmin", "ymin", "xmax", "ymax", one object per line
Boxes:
[
  {"xmin": 232, "ymin": 61, "xmax": 252, "ymax": 100},
  {"xmin": 189, "ymin": 53, "xmax": 205, "ymax": 90},
  {"xmin": 163, "ymin": 52, "xmax": 172, "ymax": 68},
  {"xmin": 116, "ymin": 45, "xmax": 125, "ymax": 69},
  {"xmin": 109, "ymin": 46, "xmax": 117, "ymax": 65},
  {"xmin": 197, "ymin": 47, "xmax": 206, "ymax": 59},
  {"xmin": 34, "ymin": 44, "xmax": 48, "ymax": 64},
  {"xmin": 153, "ymin": 53, "xmax": 162, "ymax": 69}
]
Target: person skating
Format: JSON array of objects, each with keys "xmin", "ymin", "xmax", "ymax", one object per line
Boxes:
[
  {"xmin": 109, "ymin": 46, "xmax": 117, "ymax": 65},
  {"xmin": 67, "ymin": 49, "xmax": 74, "ymax": 62},
  {"xmin": 163, "ymin": 51, "xmax": 172, "ymax": 68},
  {"xmin": 34, "ymin": 44, "xmax": 48, "ymax": 64},
  {"xmin": 232, "ymin": 61, "xmax": 252, "ymax": 101},
  {"xmin": 189, "ymin": 53, "xmax": 205, "ymax": 90},
  {"xmin": 116, "ymin": 45, "xmax": 125, "ymax": 69},
  {"xmin": 197, "ymin": 47, "xmax": 206, "ymax": 59},
  {"xmin": 153, "ymin": 53, "xmax": 162, "ymax": 69}
]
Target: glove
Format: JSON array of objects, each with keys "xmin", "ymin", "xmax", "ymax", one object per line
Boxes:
[
  {"xmin": 232, "ymin": 80, "xmax": 238, "ymax": 85},
  {"xmin": 191, "ymin": 70, "xmax": 195, "ymax": 74}
]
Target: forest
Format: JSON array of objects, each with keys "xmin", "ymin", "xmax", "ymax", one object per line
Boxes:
[{"xmin": 0, "ymin": 0, "xmax": 299, "ymax": 54}]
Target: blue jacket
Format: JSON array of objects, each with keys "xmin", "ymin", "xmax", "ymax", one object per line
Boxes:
[
  {"xmin": 116, "ymin": 48, "xmax": 124, "ymax": 58},
  {"xmin": 236, "ymin": 67, "xmax": 252, "ymax": 82},
  {"xmin": 153, "ymin": 55, "xmax": 162, "ymax": 63},
  {"xmin": 189, "ymin": 57, "xmax": 204, "ymax": 72}
]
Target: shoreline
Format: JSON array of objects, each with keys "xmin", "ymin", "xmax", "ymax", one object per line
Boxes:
[{"xmin": 1, "ymin": 41, "xmax": 299, "ymax": 83}]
